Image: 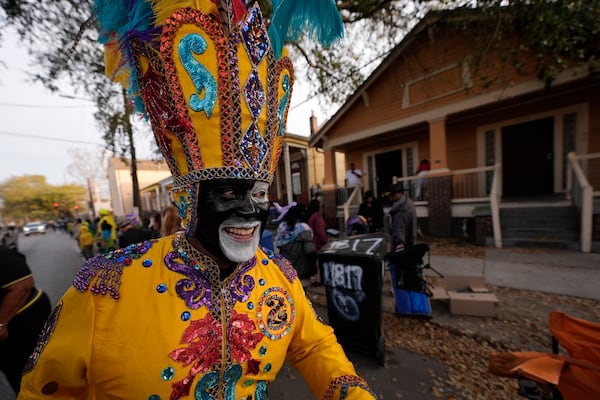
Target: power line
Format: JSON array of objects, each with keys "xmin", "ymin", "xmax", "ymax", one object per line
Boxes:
[
  {"xmin": 0, "ymin": 101, "xmax": 94, "ymax": 109},
  {"xmin": 0, "ymin": 130, "xmax": 102, "ymax": 145},
  {"xmin": 289, "ymin": 49, "xmax": 392, "ymax": 111}
]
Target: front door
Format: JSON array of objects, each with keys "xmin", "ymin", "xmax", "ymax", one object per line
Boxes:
[
  {"xmin": 501, "ymin": 117, "xmax": 554, "ymax": 197},
  {"xmin": 375, "ymin": 150, "xmax": 403, "ymax": 197}
]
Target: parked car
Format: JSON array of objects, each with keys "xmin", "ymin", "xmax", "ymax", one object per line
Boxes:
[
  {"xmin": 0, "ymin": 224, "xmax": 19, "ymax": 249},
  {"xmin": 23, "ymin": 222, "xmax": 47, "ymax": 236}
]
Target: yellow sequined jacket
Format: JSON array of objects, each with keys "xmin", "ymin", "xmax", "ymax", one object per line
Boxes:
[{"xmin": 19, "ymin": 234, "xmax": 375, "ymax": 400}]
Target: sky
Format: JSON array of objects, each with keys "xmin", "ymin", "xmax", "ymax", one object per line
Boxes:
[{"xmin": 0, "ymin": 28, "xmax": 327, "ymax": 188}]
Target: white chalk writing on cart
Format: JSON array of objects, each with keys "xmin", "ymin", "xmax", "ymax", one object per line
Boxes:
[
  {"xmin": 321, "ymin": 237, "xmax": 384, "ymax": 256},
  {"xmin": 322, "ymin": 262, "xmax": 363, "ymax": 291}
]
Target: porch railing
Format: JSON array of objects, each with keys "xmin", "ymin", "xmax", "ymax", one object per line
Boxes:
[
  {"xmin": 342, "ymin": 185, "xmax": 362, "ymax": 225},
  {"xmin": 450, "ymin": 164, "xmax": 502, "ymax": 248},
  {"xmin": 338, "ymin": 165, "xmax": 502, "ymax": 247},
  {"xmin": 566, "ymin": 152, "xmax": 600, "ymax": 253}
]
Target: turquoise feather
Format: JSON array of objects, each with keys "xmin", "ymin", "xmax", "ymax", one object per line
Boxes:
[{"xmin": 268, "ymin": 0, "xmax": 344, "ymax": 59}]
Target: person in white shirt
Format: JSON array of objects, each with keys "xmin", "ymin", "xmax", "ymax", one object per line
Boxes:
[{"xmin": 345, "ymin": 162, "xmax": 363, "ymax": 187}]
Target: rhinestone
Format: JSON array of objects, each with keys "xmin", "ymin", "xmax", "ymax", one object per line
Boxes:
[
  {"xmin": 181, "ymin": 311, "xmax": 191, "ymax": 321},
  {"xmin": 142, "ymin": 259, "xmax": 153, "ymax": 268},
  {"xmin": 156, "ymin": 284, "xmax": 167, "ymax": 293},
  {"xmin": 162, "ymin": 366, "xmax": 175, "ymax": 380}
]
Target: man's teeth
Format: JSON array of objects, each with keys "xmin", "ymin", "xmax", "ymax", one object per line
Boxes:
[{"xmin": 225, "ymin": 227, "xmax": 255, "ymax": 236}]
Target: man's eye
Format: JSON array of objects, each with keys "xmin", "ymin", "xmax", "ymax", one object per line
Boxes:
[
  {"xmin": 222, "ymin": 189, "xmax": 238, "ymax": 199},
  {"xmin": 252, "ymin": 190, "xmax": 267, "ymax": 200}
]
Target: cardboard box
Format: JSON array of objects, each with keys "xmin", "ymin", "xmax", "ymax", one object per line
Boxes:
[
  {"xmin": 447, "ymin": 290, "xmax": 499, "ymax": 317},
  {"xmin": 431, "ymin": 275, "xmax": 499, "ymax": 317}
]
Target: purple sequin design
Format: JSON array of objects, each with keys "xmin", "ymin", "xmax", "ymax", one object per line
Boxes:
[
  {"xmin": 228, "ymin": 258, "xmax": 256, "ymax": 304},
  {"xmin": 165, "ymin": 251, "xmax": 213, "ymax": 310},
  {"xmin": 271, "ymin": 254, "xmax": 298, "ymax": 283},
  {"xmin": 73, "ymin": 241, "xmax": 154, "ymax": 300}
]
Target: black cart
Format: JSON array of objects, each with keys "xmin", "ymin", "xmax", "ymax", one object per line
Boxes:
[{"xmin": 318, "ymin": 233, "xmax": 387, "ymax": 366}]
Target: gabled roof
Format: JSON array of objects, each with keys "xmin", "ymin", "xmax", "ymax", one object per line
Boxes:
[{"xmin": 308, "ymin": 8, "xmax": 486, "ymax": 148}]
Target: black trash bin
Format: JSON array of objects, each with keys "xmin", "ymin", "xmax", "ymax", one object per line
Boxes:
[{"xmin": 318, "ymin": 233, "xmax": 387, "ymax": 366}]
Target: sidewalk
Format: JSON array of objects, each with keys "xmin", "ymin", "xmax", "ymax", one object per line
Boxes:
[{"xmin": 427, "ymin": 248, "xmax": 600, "ymax": 300}]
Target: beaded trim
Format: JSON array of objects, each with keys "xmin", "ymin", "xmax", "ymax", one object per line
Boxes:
[
  {"xmin": 270, "ymin": 253, "xmax": 298, "ymax": 283},
  {"xmin": 173, "ymin": 167, "xmax": 273, "ymax": 189},
  {"xmin": 73, "ymin": 241, "xmax": 154, "ymax": 300},
  {"xmin": 23, "ymin": 302, "xmax": 63, "ymax": 374},
  {"xmin": 323, "ymin": 375, "xmax": 376, "ymax": 400}
]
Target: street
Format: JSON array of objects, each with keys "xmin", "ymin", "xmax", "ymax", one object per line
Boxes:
[{"xmin": 16, "ymin": 229, "xmax": 85, "ymax": 306}]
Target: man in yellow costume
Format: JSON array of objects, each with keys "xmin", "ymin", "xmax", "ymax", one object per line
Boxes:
[
  {"xmin": 19, "ymin": 1, "xmax": 376, "ymax": 399},
  {"xmin": 96, "ymin": 209, "xmax": 117, "ymax": 254}
]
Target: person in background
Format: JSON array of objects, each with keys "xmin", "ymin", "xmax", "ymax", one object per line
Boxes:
[
  {"xmin": 0, "ymin": 246, "xmax": 51, "ymax": 396},
  {"xmin": 306, "ymin": 199, "xmax": 328, "ymax": 285},
  {"xmin": 18, "ymin": 1, "xmax": 374, "ymax": 399},
  {"xmin": 344, "ymin": 162, "xmax": 363, "ymax": 188},
  {"xmin": 387, "ymin": 184, "xmax": 418, "ymax": 251},
  {"xmin": 116, "ymin": 215, "xmax": 151, "ymax": 249},
  {"xmin": 148, "ymin": 212, "xmax": 162, "ymax": 239},
  {"xmin": 358, "ymin": 190, "xmax": 384, "ymax": 233},
  {"xmin": 306, "ymin": 199, "xmax": 328, "ymax": 252},
  {"xmin": 160, "ymin": 205, "xmax": 182, "ymax": 237},
  {"xmin": 275, "ymin": 202, "xmax": 315, "ymax": 280},
  {"xmin": 344, "ymin": 162, "xmax": 363, "ymax": 201},
  {"xmin": 96, "ymin": 209, "xmax": 117, "ymax": 254},
  {"xmin": 77, "ymin": 220, "xmax": 95, "ymax": 260},
  {"xmin": 413, "ymin": 159, "xmax": 431, "ymax": 201}
]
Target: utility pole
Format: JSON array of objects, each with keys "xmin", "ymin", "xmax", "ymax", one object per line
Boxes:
[
  {"xmin": 87, "ymin": 177, "xmax": 96, "ymax": 217},
  {"xmin": 122, "ymin": 87, "xmax": 141, "ymax": 210}
]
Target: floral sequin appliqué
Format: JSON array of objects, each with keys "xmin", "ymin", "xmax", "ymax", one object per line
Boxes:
[{"xmin": 169, "ymin": 310, "xmax": 264, "ymax": 399}]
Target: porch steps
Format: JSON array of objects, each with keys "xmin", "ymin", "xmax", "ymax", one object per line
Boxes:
[{"xmin": 498, "ymin": 206, "xmax": 579, "ymax": 250}]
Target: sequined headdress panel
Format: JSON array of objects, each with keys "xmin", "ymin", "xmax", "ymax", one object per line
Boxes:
[{"xmin": 93, "ymin": 0, "xmax": 343, "ymax": 233}]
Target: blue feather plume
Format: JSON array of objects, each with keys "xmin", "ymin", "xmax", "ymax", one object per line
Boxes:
[
  {"xmin": 268, "ymin": 0, "xmax": 344, "ymax": 59},
  {"xmin": 94, "ymin": 0, "xmax": 159, "ymax": 113}
]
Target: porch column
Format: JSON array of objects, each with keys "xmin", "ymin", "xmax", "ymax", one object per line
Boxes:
[
  {"xmin": 429, "ymin": 117, "xmax": 448, "ymax": 170},
  {"xmin": 321, "ymin": 146, "xmax": 338, "ymax": 227},
  {"xmin": 427, "ymin": 117, "xmax": 452, "ymax": 237}
]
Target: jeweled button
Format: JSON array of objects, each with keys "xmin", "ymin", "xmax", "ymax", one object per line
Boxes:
[{"xmin": 162, "ymin": 366, "xmax": 175, "ymax": 380}]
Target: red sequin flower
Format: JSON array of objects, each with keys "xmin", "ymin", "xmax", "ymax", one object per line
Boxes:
[
  {"xmin": 169, "ymin": 314, "xmax": 222, "ymax": 397},
  {"xmin": 228, "ymin": 310, "xmax": 264, "ymax": 363}
]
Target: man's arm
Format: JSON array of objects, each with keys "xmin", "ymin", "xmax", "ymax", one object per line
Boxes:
[{"xmin": 287, "ymin": 280, "xmax": 376, "ymax": 399}]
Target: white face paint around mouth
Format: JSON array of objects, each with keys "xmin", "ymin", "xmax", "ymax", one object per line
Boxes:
[{"xmin": 218, "ymin": 220, "xmax": 262, "ymax": 262}]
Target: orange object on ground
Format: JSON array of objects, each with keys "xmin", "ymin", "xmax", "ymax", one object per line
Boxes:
[{"xmin": 489, "ymin": 311, "xmax": 600, "ymax": 399}]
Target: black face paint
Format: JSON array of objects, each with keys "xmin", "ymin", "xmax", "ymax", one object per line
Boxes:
[{"xmin": 195, "ymin": 179, "xmax": 269, "ymax": 262}]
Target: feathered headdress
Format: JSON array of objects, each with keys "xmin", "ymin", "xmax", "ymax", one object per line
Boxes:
[{"xmin": 93, "ymin": 0, "xmax": 344, "ymax": 234}]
